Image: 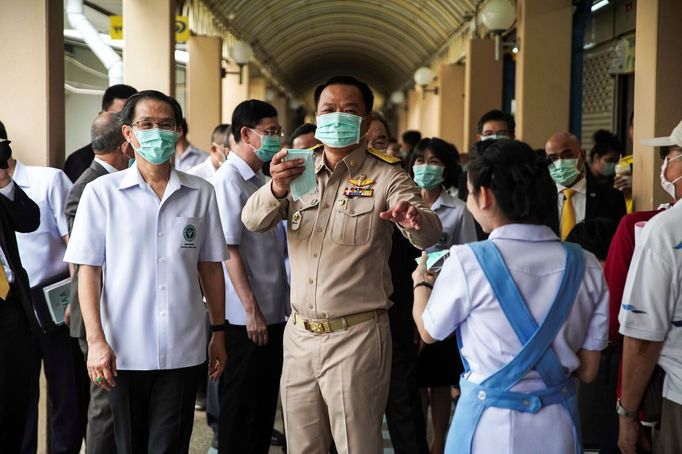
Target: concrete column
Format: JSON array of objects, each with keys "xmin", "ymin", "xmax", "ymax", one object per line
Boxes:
[
  {"xmin": 248, "ymin": 77, "xmax": 267, "ymax": 101},
  {"xmin": 406, "ymin": 89, "xmax": 421, "ymax": 132},
  {"xmin": 222, "ymin": 63, "xmax": 250, "ymax": 123},
  {"xmin": 438, "ymin": 63, "xmax": 466, "ymax": 150},
  {"xmin": 463, "ymin": 39, "xmax": 503, "ymax": 152},
  {"xmin": 631, "ymin": 0, "xmax": 682, "ymax": 210},
  {"xmin": 187, "ymin": 36, "xmax": 222, "ymax": 151},
  {"xmin": 0, "ymin": 0, "xmax": 64, "ymax": 167},
  {"xmin": 270, "ymin": 95, "xmax": 290, "ymax": 136},
  {"xmin": 123, "ymin": 0, "xmax": 175, "ymax": 95},
  {"xmin": 515, "ymin": 0, "xmax": 572, "ymax": 148}
]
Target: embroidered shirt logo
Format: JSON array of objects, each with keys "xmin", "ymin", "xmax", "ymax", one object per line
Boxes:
[
  {"xmin": 621, "ymin": 304, "xmax": 647, "ymax": 314},
  {"xmin": 182, "ymin": 224, "xmax": 197, "ymax": 248}
]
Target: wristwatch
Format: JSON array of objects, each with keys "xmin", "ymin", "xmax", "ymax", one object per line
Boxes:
[
  {"xmin": 616, "ymin": 399, "xmax": 638, "ymax": 419},
  {"xmin": 210, "ymin": 323, "xmax": 227, "ymax": 333}
]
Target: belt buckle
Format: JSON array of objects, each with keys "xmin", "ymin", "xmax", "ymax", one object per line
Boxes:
[{"xmin": 303, "ymin": 319, "xmax": 330, "ymax": 334}]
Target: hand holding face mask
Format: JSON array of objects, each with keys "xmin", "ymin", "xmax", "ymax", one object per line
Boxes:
[{"xmin": 283, "ymin": 149, "xmax": 317, "ymax": 200}]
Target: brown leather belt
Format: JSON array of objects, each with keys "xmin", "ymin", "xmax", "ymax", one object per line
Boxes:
[{"xmin": 292, "ymin": 310, "xmax": 383, "ymax": 334}]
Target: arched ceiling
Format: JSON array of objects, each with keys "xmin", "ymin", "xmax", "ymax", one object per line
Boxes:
[{"xmin": 201, "ymin": 0, "xmax": 480, "ymax": 97}]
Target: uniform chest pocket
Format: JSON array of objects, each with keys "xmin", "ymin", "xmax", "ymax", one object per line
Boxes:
[
  {"xmin": 330, "ymin": 198, "xmax": 375, "ymax": 245},
  {"xmin": 288, "ymin": 200, "xmax": 319, "ymax": 240},
  {"xmin": 172, "ymin": 216, "xmax": 203, "ymax": 259}
]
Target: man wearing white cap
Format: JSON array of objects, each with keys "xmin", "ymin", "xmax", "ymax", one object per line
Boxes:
[{"xmin": 617, "ymin": 120, "xmax": 682, "ymax": 454}]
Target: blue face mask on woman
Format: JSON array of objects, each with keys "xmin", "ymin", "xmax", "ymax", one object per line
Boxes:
[
  {"xmin": 413, "ymin": 164, "xmax": 445, "ymax": 189},
  {"xmin": 314, "ymin": 112, "xmax": 363, "ymax": 148},
  {"xmin": 132, "ymin": 128, "xmax": 178, "ymax": 165}
]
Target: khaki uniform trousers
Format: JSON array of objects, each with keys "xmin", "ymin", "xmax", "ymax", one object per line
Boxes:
[{"xmin": 281, "ymin": 310, "xmax": 392, "ymax": 454}]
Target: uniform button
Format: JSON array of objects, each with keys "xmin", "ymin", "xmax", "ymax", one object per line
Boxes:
[
  {"xmin": 158, "ymin": 232, "xmax": 164, "ymax": 237},
  {"xmin": 477, "ymin": 391, "xmax": 486, "ymax": 400},
  {"xmin": 308, "ymin": 305, "xmax": 314, "ymax": 310},
  {"xmin": 311, "ymin": 199, "xmax": 318, "ymax": 205},
  {"xmin": 313, "ymin": 253, "xmax": 318, "ymax": 258},
  {"xmin": 159, "ymin": 285, "xmax": 166, "ymax": 291},
  {"xmin": 160, "ymin": 311, "xmax": 166, "ymax": 316},
  {"xmin": 316, "ymin": 227, "xmax": 323, "ymax": 233},
  {"xmin": 308, "ymin": 278, "xmax": 314, "ymax": 284},
  {"xmin": 522, "ymin": 399, "xmax": 530, "ymax": 407},
  {"xmin": 158, "ymin": 257, "xmax": 165, "ymax": 263},
  {"xmin": 337, "ymin": 200, "xmax": 345, "ymax": 206}
]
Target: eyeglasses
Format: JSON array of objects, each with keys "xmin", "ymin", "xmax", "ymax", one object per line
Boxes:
[
  {"xmin": 131, "ymin": 120, "xmax": 177, "ymax": 131},
  {"xmin": 253, "ymin": 127, "xmax": 284, "ymax": 137}
]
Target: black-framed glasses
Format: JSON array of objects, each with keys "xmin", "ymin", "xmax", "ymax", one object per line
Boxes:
[{"xmin": 131, "ymin": 120, "xmax": 177, "ymax": 131}]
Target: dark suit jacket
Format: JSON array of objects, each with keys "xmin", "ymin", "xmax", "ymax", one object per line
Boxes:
[
  {"xmin": 64, "ymin": 143, "xmax": 95, "ymax": 183},
  {"xmin": 0, "ymin": 183, "xmax": 40, "ymax": 331},
  {"xmin": 64, "ymin": 160, "xmax": 109, "ymax": 338},
  {"xmin": 584, "ymin": 172, "xmax": 627, "ymax": 225}
]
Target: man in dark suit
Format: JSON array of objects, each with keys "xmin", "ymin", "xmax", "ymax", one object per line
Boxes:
[
  {"xmin": 545, "ymin": 132, "xmax": 626, "ymax": 239},
  {"xmin": 0, "ymin": 138, "xmax": 41, "ymax": 451},
  {"xmin": 64, "ymin": 112, "xmax": 131, "ymax": 454},
  {"xmin": 64, "ymin": 84, "xmax": 137, "ymax": 182}
]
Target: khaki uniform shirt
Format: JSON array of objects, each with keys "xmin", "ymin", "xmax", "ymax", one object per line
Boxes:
[{"xmin": 242, "ymin": 144, "xmax": 442, "ymax": 319}]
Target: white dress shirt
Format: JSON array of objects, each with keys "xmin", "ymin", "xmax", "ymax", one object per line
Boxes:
[
  {"xmin": 187, "ymin": 156, "xmax": 217, "ymax": 180},
  {"xmin": 175, "ymin": 144, "xmax": 209, "ymax": 172},
  {"xmin": 620, "ymin": 201, "xmax": 682, "ymax": 405},
  {"xmin": 423, "ymin": 224, "xmax": 608, "ymax": 454},
  {"xmin": 64, "ymin": 163, "xmax": 228, "ymax": 370},
  {"xmin": 556, "ymin": 176, "xmax": 587, "ymax": 226},
  {"xmin": 427, "ymin": 190, "xmax": 477, "ymax": 252},
  {"xmin": 213, "ymin": 153, "xmax": 290, "ymax": 325},
  {"xmin": 0, "ymin": 180, "xmax": 16, "ymax": 282},
  {"xmin": 14, "ymin": 161, "xmax": 72, "ymax": 287}
]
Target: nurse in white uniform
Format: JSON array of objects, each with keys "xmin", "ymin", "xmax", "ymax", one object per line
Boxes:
[
  {"xmin": 409, "ymin": 137, "xmax": 477, "ymax": 453},
  {"xmin": 412, "ymin": 139, "xmax": 609, "ymax": 454}
]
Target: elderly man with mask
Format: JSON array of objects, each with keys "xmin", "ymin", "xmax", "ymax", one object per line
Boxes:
[
  {"xmin": 64, "ymin": 90, "xmax": 228, "ymax": 453},
  {"xmin": 545, "ymin": 132, "xmax": 626, "ymax": 240},
  {"xmin": 242, "ymin": 75, "xmax": 441, "ymax": 453}
]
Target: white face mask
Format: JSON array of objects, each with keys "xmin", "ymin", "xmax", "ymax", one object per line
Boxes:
[{"xmin": 660, "ymin": 154, "xmax": 682, "ymax": 199}]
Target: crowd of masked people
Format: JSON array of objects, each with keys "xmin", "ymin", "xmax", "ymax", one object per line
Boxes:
[{"xmin": 0, "ymin": 77, "xmax": 680, "ymax": 454}]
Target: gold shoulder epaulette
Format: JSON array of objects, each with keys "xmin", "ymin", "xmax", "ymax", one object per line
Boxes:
[
  {"xmin": 367, "ymin": 146, "xmax": 401, "ymax": 164},
  {"xmin": 309, "ymin": 143, "xmax": 324, "ymax": 153}
]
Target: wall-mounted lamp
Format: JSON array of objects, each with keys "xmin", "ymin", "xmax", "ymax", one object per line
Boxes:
[
  {"xmin": 265, "ymin": 87, "xmax": 276, "ymax": 102},
  {"xmin": 289, "ymin": 98, "xmax": 302, "ymax": 110},
  {"xmin": 414, "ymin": 67, "xmax": 438, "ymax": 99},
  {"xmin": 222, "ymin": 41, "xmax": 253, "ymax": 84},
  {"xmin": 479, "ymin": 0, "xmax": 516, "ymax": 61},
  {"xmin": 389, "ymin": 91, "xmax": 405, "ymax": 105}
]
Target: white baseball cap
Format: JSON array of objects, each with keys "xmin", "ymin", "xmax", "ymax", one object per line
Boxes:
[{"xmin": 641, "ymin": 120, "xmax": 682, "ymax": 147}]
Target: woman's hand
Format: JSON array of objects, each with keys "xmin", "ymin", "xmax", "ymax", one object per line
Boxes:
[{"xmin": 412, "ymin": 251, "xmax": 437, "ymax": 287}]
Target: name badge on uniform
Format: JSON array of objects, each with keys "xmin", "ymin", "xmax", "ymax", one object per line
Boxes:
[{"xmin": 291, "ymin": 211, "xmax": 302, "ymax": 231}]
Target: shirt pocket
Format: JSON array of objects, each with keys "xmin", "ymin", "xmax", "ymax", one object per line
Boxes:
[
  {"xmin": 330, "ymin": 198, "xmax": 375, "ymax": 246},
  {"xmin": 172, "ymin": 216, "xmax": 203, "ymax": 261},
  {"xmin": 288, "ymin": 199, "xmax": 319, "ymax": 241}
]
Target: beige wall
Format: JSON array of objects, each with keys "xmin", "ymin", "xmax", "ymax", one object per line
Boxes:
[
  {"xmin": 463, "ymin": 39, "xmax": 503, "ymax": 152},
  {"xmin": 248, "ymin": 77, "xmax": 267, "ymax": 101},
  {"xmin": 515, "ymin": 0, "xmax": 572, "ymax": 148},
  {"xmin": 631, "ymin": 0, "xmax": 682, "ymax": 210},
  {"xmin": 438, "ymin": 64, "xmax": 465, "ymax": 150},
  {"xmin": 187, "ymin": 36, "xmax": 222, "ymax": 151},
  {"xmin": 222, "ymin": 63, "xmax": 250, "ymax": 124},
  {"xmin": 0, "ymin": 0, "xmax": 64, "ymax": 167},
  {"xmin": 123, "ymin": 0, "xmax": 176, "ymax": 95}
]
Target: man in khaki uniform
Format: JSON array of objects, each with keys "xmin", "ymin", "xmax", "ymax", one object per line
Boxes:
[{"xmin": 242, "ymin": 76, "xmax": 441, "ymax": 453}]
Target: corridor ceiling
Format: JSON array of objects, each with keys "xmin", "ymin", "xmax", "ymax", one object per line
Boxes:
[{"xmin": 201, "ymin": 0, "xmax": 481, "ymax": 96}]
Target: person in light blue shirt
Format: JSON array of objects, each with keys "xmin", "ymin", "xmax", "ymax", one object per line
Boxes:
[
  {"xmin": 412, "ymin": 139, "xmax": 607, "ymax": 454},
  {"xmin": 213, "ymin": 99, "xmax": 290, "ymax": 453}
]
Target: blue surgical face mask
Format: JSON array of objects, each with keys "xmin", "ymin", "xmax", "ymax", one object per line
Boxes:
[
  {"xmin": 549, "ymin": 158, "xmax": 581, "ymax": 186},
  {"xmin": 249, "ymin": 129, "xmax": 281, "ymax": 162},
  {"xmin": 315, "ymin": 112, "xmax": 363, "ymax": 148},
  {"xmin": 132, "ymin": 128, "xmax": 178, "ymax": 165},
  {"xmin": 413, "ymin": 164, "xmax": 444, "ymax": 189}
]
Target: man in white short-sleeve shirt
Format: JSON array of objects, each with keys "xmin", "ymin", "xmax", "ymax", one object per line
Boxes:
[
  {"xmin": 213, "ymin": 99, "xmax": 290, "ymax": 452},
  {"xmin": 618, "ymin": 123, "xmax": 682, "ymax": 454},
  {"xmin": 64, "ymin": 90, "xmax": 228, "ymax": 453},
  {"xmin": 187, "ymin": 123, "xmax": 233, "ymax": 180}
]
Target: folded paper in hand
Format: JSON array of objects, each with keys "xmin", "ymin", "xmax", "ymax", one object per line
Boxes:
[{"xmin": 283, "ymin": 149, "xmax": 317, "ymax": 201}]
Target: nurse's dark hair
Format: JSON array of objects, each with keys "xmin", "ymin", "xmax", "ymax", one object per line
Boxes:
[
  {"xmin": 119, "ymin": 90, "xmax": 182, "ymax": 126},
  {"xmin": 565, "ymin": 217, "xmax": 617, "ymax": 261},
  {"xmin": 590, "ymin": 129, "xmax": 621, "ymax": 160},
  {"xmin": 314, "ymin": 76, "xmax": 374, "ymax": 115},
  {"xmin": 408, "ymin": 137, "xmax": 461, "ymax": 190},
  {"xmin": 231, "ymin": 99, "xmax": 278, "ymax": 144},
  {"xmin": 468, "ymin": 139, "xmax": 556, "ymax": 224}
]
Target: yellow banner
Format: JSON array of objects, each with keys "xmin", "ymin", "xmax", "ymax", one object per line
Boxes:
[{"xmin": 108, "ymin": 16, "xmax": 190, "ymax": 42}]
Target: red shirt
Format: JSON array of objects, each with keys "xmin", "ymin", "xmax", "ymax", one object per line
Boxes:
[{"xmin": 603, "ymin": 209, "xmax": 663, "ymax": 342}]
